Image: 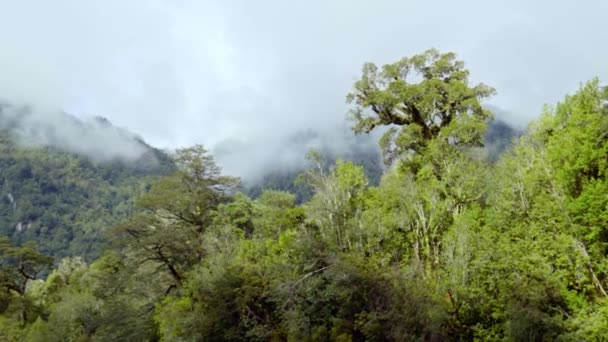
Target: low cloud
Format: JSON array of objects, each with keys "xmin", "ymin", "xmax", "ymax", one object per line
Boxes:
[
  {"xmin": 0, "ymin": 0, "xmax": 606, "ymax": 177},
  {"xmin": 0, "ymin": 104, "xmax": 147, "ymax": 163}
]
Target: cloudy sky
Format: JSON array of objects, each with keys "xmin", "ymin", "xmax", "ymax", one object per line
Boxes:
[{"xmin": 0, "ymin": 0, "xmax": 607, "ymax": 170}]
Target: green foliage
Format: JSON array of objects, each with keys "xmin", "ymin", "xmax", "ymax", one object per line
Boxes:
[
  {"xmin": 0, "ymin": 237, "xmax": 53, "ymax": 296},
  {"xmin": 303, "ymin": 159, "xmax": 369, "ymax": 253},
  {"xmin": 0, "ymin": 132, "xmax": 174, "ymax": 260},
  {"xmin": 112, "ymin": 145, "xmax": 239, "ymax": 288},
  {"xmin": 347, "ymin": 48, "xmax": 495, "ymax": 166},
  {"xmin": 1, "ymin": 51, "xmax": 607, "ymax": 341}
]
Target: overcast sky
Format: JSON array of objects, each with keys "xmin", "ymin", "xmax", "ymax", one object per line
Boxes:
[{"xmin": 0, "ymin": 0, "xmax": 607, "ymax": 153}]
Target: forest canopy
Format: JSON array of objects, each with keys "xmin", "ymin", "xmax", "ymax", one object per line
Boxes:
[{"xmin": 1, "ymin": 50, "xmax": 607, "ymax": 341}]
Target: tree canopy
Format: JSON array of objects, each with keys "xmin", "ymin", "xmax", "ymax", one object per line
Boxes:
[
  {"xmin": 347, "ymin": 49, "xmax": 495, "ymax": 165},
  {"xmin": 0, "ymin": 50, "xmax": 607, "ymax": 341}
]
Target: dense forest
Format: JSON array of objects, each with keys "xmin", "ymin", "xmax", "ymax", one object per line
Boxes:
[
  {"xmin": 1, "ymin": 49, "xmax": 607, "ymax": 341},
  {"xmin": 0, "ymin": 119, "xmax": 176, "ymax": 261}
]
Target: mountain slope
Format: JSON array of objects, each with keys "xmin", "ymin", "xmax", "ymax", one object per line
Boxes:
[{"xmin": 0, "ymin": 114, "xmax": 175, "ymax": 260}]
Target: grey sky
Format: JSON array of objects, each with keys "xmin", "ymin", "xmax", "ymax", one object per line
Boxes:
[{"xmin": 0, "ymin": 0, "xmax": 607, "ymax": 174}]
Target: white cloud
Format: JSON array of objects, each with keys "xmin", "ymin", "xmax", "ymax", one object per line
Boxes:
[{"xmin": 0, "ymin": 0, "xmax": 607, "ymax": 175}]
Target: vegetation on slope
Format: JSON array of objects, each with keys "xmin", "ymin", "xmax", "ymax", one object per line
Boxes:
[
  {"xmin": 0, "ymin": 49, "xmax": 606, "ymax": 341},
  {"xmin": 0, "ymin": 123, "xmax": 175, "ymax": 260}
]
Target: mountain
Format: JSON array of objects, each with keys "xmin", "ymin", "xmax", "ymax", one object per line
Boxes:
[
  {"xmin": 485, "ymin": 118, "xmax": 523, "ymax": 160},
  {"xmin": 0, "ymin": 109, "xmax": 175, "ymax": 261},
  {"xmin": 238, "ymin": 127, "xmax": 384, "ymax": 202}
]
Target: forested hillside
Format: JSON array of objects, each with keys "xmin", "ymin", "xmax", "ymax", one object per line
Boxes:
[
  {"xmin": 0, "ymin": 115, "xmax": 176, "ymax": 260},
  {"xmin": 1, "ymin": 50, "xmax": 607, "ymax": 341},
  {"xmin": 0, "ymin": 113, "xmax": 385, "ymax": 260}
]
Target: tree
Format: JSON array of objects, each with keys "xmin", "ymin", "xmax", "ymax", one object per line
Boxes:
[
  {"xmin": 0, "ymin": 238, "xmax": 52, "ymax": 297},
  {"xmin": 0, "ymin": 237, "xmax": 52, "ymax": 325},
  {"xmin": 113, "ymin": 145, "xmax": 239, "ymax": 289},
  {"xmin": 345, "ymin": 51, "xmax": 494, "ymax": 277},
  {"xmin": 253, "ymin": 190, "xmax": 304, "ymax": 239},
  {"xmin": 137, "ymin": 145, "xmax": 239, "ymax": 234},
  {"xmin": 300, "ymin": 152, "xmax": 369, "ymax": 253},
  {"xmin": 347, "ymin": 49, "xmax": 495, "ymax": 166},
  {"xmin": 539, "ymin": 80, "xmax": 608, "ymax": 300}
]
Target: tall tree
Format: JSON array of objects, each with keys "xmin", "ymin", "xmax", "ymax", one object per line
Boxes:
[{"xmin": 347, "ymin": 49, "xmax": 495, "ymax": 166}]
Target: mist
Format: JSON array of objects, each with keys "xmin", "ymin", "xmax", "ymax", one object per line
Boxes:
[
  {"xmin": 0, "ymin": 104, "xmax": 147, "ymax": 163},
  {"xmin": 213, "ymin": 121, "xmax": 384, "ymax": 183},
  {"xmin": 0, "ymin": 0, "xmax": 607, "ymax": 178}
]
